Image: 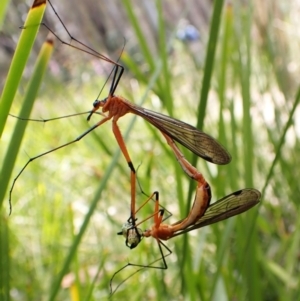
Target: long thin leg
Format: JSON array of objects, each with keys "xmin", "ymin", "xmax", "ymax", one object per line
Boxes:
[
  {"xmin": 8, "ymin": 113, "xmax": 128, "ymax": 213},
  {"xmin": 112, "ymin": 192, "xmax": 172, "ymax": 294},
  {"xmin": 118, "ymin": 192, "xmax": 159, "ymax": 248},
  {"xmin": 158, "ymin": 133, "xmax": 211, "ymax": 231},
  {"xmin": 161, "ymin": 132, "xmax": 206, "ymax": 183},
  {"xmin": 10, "ymin": 1, "xmax": 128, "ymax": 212},
  {"xmin": 44, "ymin": 0, "xmax": 125, "ymax": 100},
  {"xmin": 108, "ymin": 64, "xmax": 124, "ymax": 96},
  {"xmin": 110, "ymin": 240, "xmax": 172, "ymax": 295},
  {"xmin": 9, "ymin": 111, "xmax": 104, "ymax": 123},
  {"xmin": 44, "ymin": 0, "xmax": 121, "ymax": 66},
  {"xmin": 111, "ymin": 117, "xmax": 137, "ymax": 220}
]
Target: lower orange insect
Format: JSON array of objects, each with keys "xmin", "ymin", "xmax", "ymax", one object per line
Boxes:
[{"xmin": 110, "ymin": 136, "xmax": 261, "ymax": 294}]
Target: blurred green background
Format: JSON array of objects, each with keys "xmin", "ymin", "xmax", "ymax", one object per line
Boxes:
[{"xmin": 1, "ymin": 0, "xmax": 300, "ymax": 300}]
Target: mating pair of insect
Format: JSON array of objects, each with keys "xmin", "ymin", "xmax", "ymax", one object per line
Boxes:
[{"xmin": 9, "ymin": 0, "xmax": 261, "ymax": 294}]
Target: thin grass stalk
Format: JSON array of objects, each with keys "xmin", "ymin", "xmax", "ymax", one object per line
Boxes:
[
  {"xmin": 156, "ymin": 0, "xmax": 173, "ymax": 114},
  {"xmin": 121, "ymin": 0, "xmax": 155, "ymax": 72},
  {"xmin": 261, "ymin": 87, "xmax": 300, "ymax": 198},
  {"xmin": 122, "ymin": 0, "xmax": 168, "ymax": 99}
]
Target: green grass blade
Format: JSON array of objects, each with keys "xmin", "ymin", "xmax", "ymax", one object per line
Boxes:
[
  {"xmin": 180, "ymin": 0, "xmax": 225, "ymax": 293},
  {"xmin": 216, "ymin": 4, "xmax": 233, "ymax": 196},
  {"xmin": 0, "ymin": 36, "xmax": 54, "ymax": 209},
  {"xmin": 186, "ymin": 0, "xmax": 225, "ymax": 208},
  {"xmin": 0, "ymin": 0, "xmax": 46, "ymax": 138},
  {"xmin": 239, "ymin": 8, "xmax": 254, "ymax": 188},
  {"xmin": 196, "ymin": 0, "xmax": 225, "ymax": 131},
  {"xmin": 121, "ymin": 0, "xmax": 155, "ymax": 71}
]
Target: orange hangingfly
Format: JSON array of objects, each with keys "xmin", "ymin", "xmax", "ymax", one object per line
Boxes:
[
  {"xmin": 109, "ymin": 136, "xmax": 260, "ymax": 294},
  {"xmin": 120, "ymin": 187, "xmax": 260, "ymax": 253},
  {"xmin": 110, "ymin": 188, "xmax": 260, "ymax": 294},
  {"xmin": 8, "ymin": 0, "xmax": 231, "ymax": 215}
]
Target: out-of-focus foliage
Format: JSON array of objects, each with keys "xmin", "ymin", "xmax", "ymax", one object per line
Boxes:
[{"xmin": 1, "ymin": 0, "xmax": 300, "ymax": 300}]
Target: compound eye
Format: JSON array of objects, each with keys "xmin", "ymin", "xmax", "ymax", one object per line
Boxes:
[{"xmin": 93, "ymin": 100, "xmax": 99, "ymax": 108}]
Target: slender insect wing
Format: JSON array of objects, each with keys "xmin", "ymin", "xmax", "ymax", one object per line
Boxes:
[
  {"xmin": 130, "ymin": 106, "xmax": 231, "ymax": 165},
  {"xmin": 171, "ymin": 188, "xmax": 261, "ymax": 237}
]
